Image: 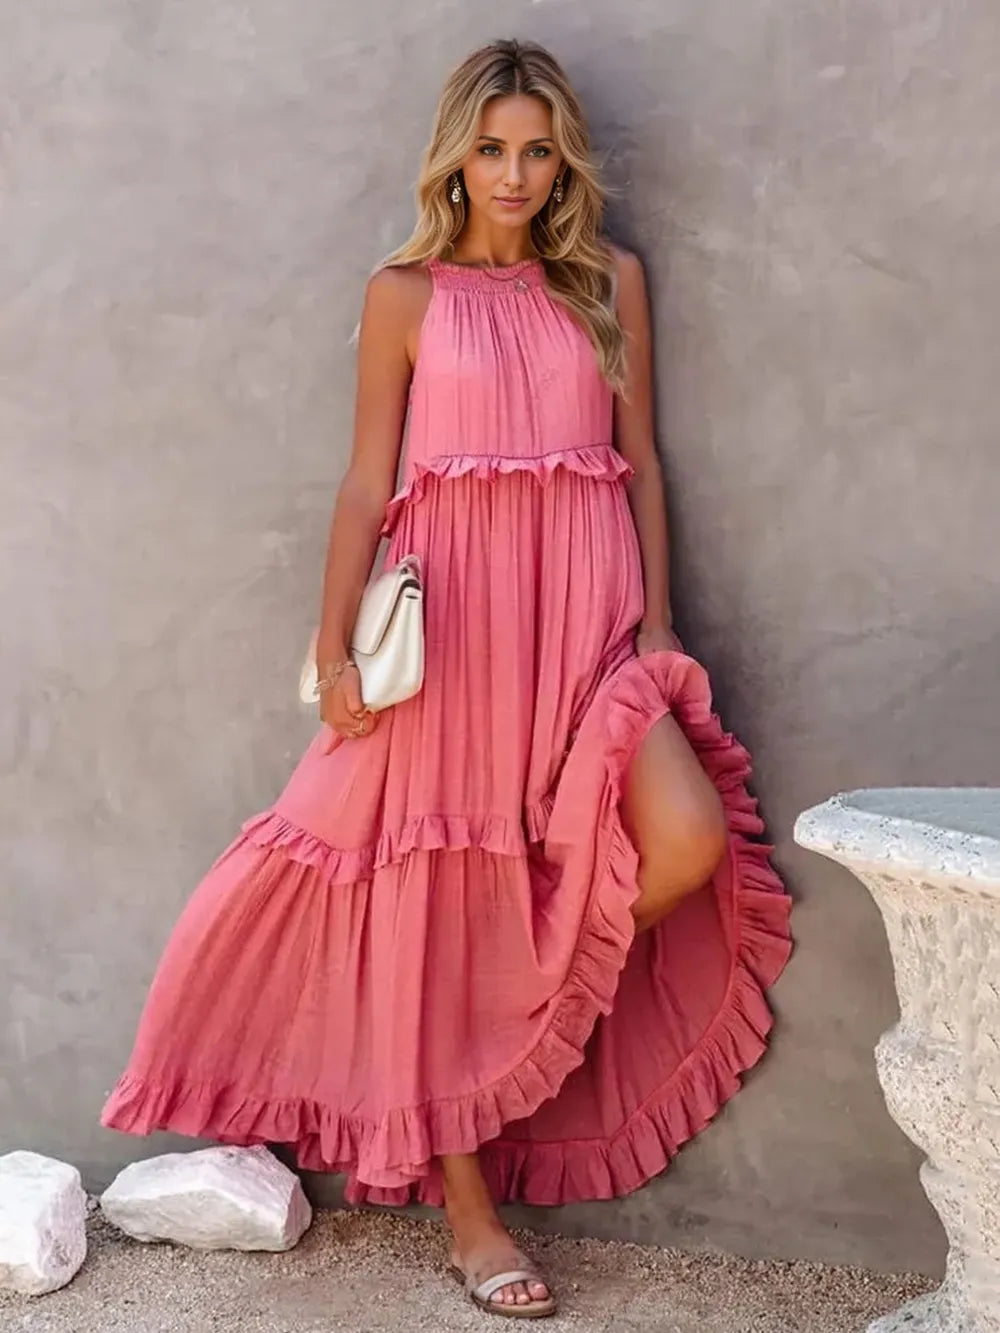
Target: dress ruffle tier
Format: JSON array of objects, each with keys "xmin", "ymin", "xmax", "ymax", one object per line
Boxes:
[{"xmin": 381, "ymin": 443, "xmax": 634, "ymax": 537}]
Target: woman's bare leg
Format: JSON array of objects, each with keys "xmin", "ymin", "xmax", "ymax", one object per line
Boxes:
[
  {"xmin": 621, "ymin": 713, "xmax": 729, "ymax": 933},
  {"xmin": 441, "ymin": 1151, "xmax": 551, "ymax": 1308}
]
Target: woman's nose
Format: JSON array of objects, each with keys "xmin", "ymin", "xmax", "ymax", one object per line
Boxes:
[{"xmin": 502, "ymin": 156, "xmax": 525, "ymax": 188}]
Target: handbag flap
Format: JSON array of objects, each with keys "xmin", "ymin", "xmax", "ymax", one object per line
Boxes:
[{"xmin": 351, "ymin": 558, "xmax": 422, "ymax": 656}]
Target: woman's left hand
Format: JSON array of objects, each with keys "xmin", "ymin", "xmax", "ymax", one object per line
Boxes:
[{"xmin": 636, "ymin": 622, "xmax": 685, "ymax": 656}]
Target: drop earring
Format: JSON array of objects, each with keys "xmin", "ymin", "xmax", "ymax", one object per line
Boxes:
[
  {"xmin": 553, "ymin": 174, "xmax": 564, "ymax": 204},
  {"xmin": 449, "ymin": 173, "xmax": 462, "ymax": 204}
]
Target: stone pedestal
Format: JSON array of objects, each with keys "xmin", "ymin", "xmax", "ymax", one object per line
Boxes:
[{"xmin": 794, "ymin": 789, "xmax": 1000, "ymax": 1333}]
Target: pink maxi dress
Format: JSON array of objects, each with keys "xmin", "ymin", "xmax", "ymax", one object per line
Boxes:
[{"xmin": 101, "ymin": 255, "xmax": 793, "ymax": 1206}]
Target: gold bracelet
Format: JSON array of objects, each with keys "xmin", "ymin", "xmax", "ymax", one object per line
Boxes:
[{"xmin": 315, "ymin": 658, "xmax": 357, "ymax": 694}]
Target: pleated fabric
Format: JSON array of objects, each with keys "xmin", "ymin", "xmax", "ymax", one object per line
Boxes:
[{"xmin": 101, "ymin": 256, "xmax": 792, "ymax": 1205}]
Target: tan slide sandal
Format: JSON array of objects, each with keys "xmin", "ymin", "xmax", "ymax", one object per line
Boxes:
[{"xmin": 449, "ymin": 1250, "xmax": 558, "ymax": 1319}]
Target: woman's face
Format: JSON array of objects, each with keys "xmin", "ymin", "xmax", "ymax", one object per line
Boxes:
[{"xmin": 458, "ymin": 94, "xmax": 564, "ymax": 227}]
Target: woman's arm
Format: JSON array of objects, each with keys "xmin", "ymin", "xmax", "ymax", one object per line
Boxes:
[
  {"xmin": 610, "ymin": 245, "xmax": 680, "ymax": 649},
  {"xmin": 314, "ymin": 265, "xmax": 426, "ymax": 738},
  {"xmin": 315, "ymin": 265, "xmax": 420, "ymax": 671}
]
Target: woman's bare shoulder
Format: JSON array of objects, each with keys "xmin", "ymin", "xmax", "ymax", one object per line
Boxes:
[
  {"xmin": 358, "ymin": 263, "xmax": 433, "ymax": 369},
  {"xmin": 365, "ymin": 260, "xmax": 432, "ymax": 300},
  {"xmin": 361, "ymin": 262, "xmax": 432, "ymax": 336},
  {"xmin": 604, "ymin": 241, "xmax": 645, "ymax": 284}
]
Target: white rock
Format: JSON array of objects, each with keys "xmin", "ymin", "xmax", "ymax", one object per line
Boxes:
[
  {"xmin": 0, "ymin": 1151, "xmax": 88, "ymax": 1296},
  {"xmin": 100, "ymin": 1144, "xmax": 312, "ymax": 1251}
]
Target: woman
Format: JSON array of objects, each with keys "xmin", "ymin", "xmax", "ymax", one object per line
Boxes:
[{"xmin": 101, "ymin": 37, "xmax": 792, "ymax": 1320}]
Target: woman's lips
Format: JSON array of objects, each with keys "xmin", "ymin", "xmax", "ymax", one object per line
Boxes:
[{"xmin": 496, "ymin": 197, "xmax": 529, "ymax": 209}]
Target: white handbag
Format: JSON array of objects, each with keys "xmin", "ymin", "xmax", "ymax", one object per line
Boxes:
[{"xmin": 299, "ymin": 555, "xmax": 425, "ymax": 712}]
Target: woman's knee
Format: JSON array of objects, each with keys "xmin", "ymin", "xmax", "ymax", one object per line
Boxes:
[
  {"xmin": 638, "ymin": 791, "xmax": 729, "ymax": 897},
  {"xmin": 694, "ymin": 784, "xmax": 729, "ymax": 863},
  {"xmin": 683, "ymin": 801, "xmax": 729, "ymax": 882}
]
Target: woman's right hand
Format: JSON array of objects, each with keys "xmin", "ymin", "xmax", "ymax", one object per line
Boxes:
[{"xmin": 319, "ymin": 663, "xmax": 377, "ymax": 745}]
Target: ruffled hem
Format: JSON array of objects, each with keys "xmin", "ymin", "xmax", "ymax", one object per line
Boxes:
[
  {"xmin": 100, "ymin": 650, "xmax": 792, "ymax": 1206},
  {"xmin": 380, "ymin": 445, "xmax": 634, "ymax": 536}
]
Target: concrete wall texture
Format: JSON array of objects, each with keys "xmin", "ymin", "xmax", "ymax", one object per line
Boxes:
[{"xmin": 3, "ymin": 0, "xmax": 999, "ymax": 1278}]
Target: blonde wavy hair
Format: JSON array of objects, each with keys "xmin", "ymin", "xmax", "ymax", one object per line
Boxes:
[{"xmin": 372, "ymin": 38, "xmax": 628, "ymax": 396}]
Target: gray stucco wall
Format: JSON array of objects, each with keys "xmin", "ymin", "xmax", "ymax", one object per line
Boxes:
[{"xmin": 3, "ymin": 2, "xmax": 999, "ymax": 1277}]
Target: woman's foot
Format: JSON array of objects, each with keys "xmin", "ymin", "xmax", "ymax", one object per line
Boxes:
[{"xmin": 442, "ymin": 1152, "xmax": 553, "ymax": 1310}]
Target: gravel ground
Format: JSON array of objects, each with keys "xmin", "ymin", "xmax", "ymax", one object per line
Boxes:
[{"xmin": 0, "ymin": 1206, "xmax": 935, "ymax": 1333}]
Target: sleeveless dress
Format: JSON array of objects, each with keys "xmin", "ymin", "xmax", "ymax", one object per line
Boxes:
[{"xmin": 100, "ymin": 255, "xmax": 793, "ymax": 1207}]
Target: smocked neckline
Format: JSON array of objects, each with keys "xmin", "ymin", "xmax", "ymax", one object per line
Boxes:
[{"xmin": 428, "ymin": 255, "xmax": 547, "ymax": 291}]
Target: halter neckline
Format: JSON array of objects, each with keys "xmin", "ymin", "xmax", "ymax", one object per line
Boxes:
[{"xmin": 427, "ymin": 255, "xmax": 546, "ymax": 292}]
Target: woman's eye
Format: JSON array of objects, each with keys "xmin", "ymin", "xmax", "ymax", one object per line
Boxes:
[{"xmin": 476, "ymin": 145, "xmax": 552, "ymax": 157}]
